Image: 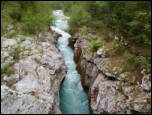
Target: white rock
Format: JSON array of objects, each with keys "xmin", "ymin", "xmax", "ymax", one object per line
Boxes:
[
  {"xmin": 2, "ymin": 39, "xmax": 17, "ymax": 48},
  {"xmin": 15, "ymin": 76, "xmax": 40, "ymax": 93},
  {"xmin": 1, "ymin": 31, "xmax": 66, "ymax": 114},
  {"xmin": 114, "ymin": 35, "xmax": 119, "ymax": 40},
  {"xmin": 97, "ymin": 48, "xmax": 106, "ymax": 57},
  {"xmin": 141, "ymin": 74, "xmax": 151, "ymax": 91},
  {"xmin": 3, "ymin": 74, "xmax": 19, "ymax": 85}
]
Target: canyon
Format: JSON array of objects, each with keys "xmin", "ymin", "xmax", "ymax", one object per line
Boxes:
[{"xmin": 70, "ymin": 32, "xmax": 151, "ymax": 114}]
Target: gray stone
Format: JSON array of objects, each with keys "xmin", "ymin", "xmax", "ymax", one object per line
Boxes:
[
  {"xmin": 90, "ymin": 74, "xmax": 128, "ymax": 114},
  {"xmin": 72, "ymin": 32, "xmax": 151, "ymax": 114},
  {"xmin": 141, "ymin": 74, "xmax": 151, "ymax": 91},
  {"xmin": 15, "ymin": 35, "xmax": 26, "ymax": 42},
  {"xmin": 114, "ymin": 35, "xmax": 119, "ymax": 40},
  {"xmin": 2, "ymin": 39, "xmax": 17, "ymax": 48},
  {"xmin": 96, "ymin": 48, "xmax": 106, "ymax": 58},
  {"xmin": 112, "ymin": 67, "xmax": 123, "ymax": 75},
  {"xmin": 1, "ymin": 32, "xmax": 66, "ymax": 114},
  {"xmin": 3, "ymin": 74, "xmax": 19, "ymax": 86},
  {"xmin": 1, "ymin": 85, "xmax": 54, "ymax": 114}
]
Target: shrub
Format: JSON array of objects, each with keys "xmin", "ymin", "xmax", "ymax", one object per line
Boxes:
[
  {"xmin": 6, "ymin": 30, "xmax": 18, "ymax": 38},
  {"xmin": 5, "ymin": 2, "xmax": 22, "ymax": 22},
  {"xmin": 69, "ymin": 4, "xmax": 91, "ymax": 30},
  {"xmin": 106, "ymin": 41, "xmax": 124, "ymax": 56},
  {"xmin": 10, "ymin": 43, "xmax": 23, "ymax": 61},
  {"xmin": 1, "ymin": 62, "xmax": 15, "ymax": 75},
  {"xmin": 135, "ymin": 56, "xmax": 151, "ymax": 72},
  {"xmin": 123, "ymin": 51, "xmax": 136, "ymax": 63},
  {"xmin": 21, "ymin": 8, "xmax": 54, "ymax": 36},
  {"xmin": 79, "ymin": 26, "xmax": 88, "ymax": 34},
  {"xmin": 1, "ymin": 1, "xmax": 54, "ymax": 36},
  {"xmin": 90, "ymin": 40, "xmax": 101, "ymax": 51}
]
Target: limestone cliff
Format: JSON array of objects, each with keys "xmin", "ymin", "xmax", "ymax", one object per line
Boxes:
[
  {"xmin": 70, "ymin": 33, "xmax": 151, "ymax": 114},
  {"xmin": 1, "ymin": 31, "xmax": 66, "ymax": 114}
]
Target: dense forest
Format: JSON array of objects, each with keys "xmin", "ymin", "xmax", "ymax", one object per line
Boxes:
[{"xmin": 1, "ymin": 1, "xmax": 54, "ymax": 36}]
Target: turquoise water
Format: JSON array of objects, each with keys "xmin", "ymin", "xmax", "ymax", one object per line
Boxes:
[{"xmin": 51, "ymin": 10, "xmax": 90, "ymax": 114}]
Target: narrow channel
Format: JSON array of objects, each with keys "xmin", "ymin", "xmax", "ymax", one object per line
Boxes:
[{"xmin": 51, "ymin": 10, "xmax": 90, "ymax": 114}]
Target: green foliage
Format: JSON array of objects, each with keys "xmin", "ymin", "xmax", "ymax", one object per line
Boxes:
[
  {"xmin": 1, "ymin": 1, "xmax": 54, "ymax": 36},
  {"xmin": 69, "ymin": 4, "xmax": 91, "ymax": 30},
  {"xmin": 21, "ymin": 9, "xmax": 53, "ymax": 35},
  {"xmin": 79, "ymin": 26, "xmax": 88, "ymax": 34},
  {"xmin": 10, "ymin": 42, "xmax": 23, "ymax": 61},
  {"xmin": 2, "ymin": 2, "xmax": 22, "ymax": 22},
  {"xmin": 1, "ymin": 62, "xmax": 15, "ymax": 76},
  {"xmin": 92, "ymin": 20, "xmax": 108, "ymax": 30},
  {"xmin": 63, "ymin": 1, "xmax": 151, "ymax": 47},
  {"xmin": 50, "ymin": 1, "xmax": 64, "ymax": 10},
  {"xmin": 124, "ymin": 51, "xmax": 136, "ymax": 63},
  {"xmin": 90, "ymin": 40, "xmax": 101, "ymax": 51},
  {"xmin": 6, "ymin": 30, "xmax": 18, "ymax": 38},
  {"xmin": 123, "ymin": 51, "xmax": 151, "ymax": 72},
  {"xmin": 62, "ymin": 1, "xmax": 151, "ymax": 73},
  {"xmin": 134, "ymin": 56, "xmax": 151, "ymax": 72}
]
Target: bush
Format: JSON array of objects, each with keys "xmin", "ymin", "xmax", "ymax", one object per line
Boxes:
[
  {"xmin": 6, "ymin": 2, "xmax": 22, "ymax": 22},
  {"xmin": 1, "ymin": 62, "xmax": 15, "ymax": 75},
  {"xmin": 21, "ymin": 8, "xmax": 54, "ymax": 36},
  {"xmin": 79, "ymin": 26, "xmax": 88, "ymax": 34},
  {"xmin": 135, "ymin": 56, "xmax": 151, "ymax": 72},
  {"xmin": 6, "ymin": 30, "xmax": 18, "ymax": 38},
  {"xmin": 9, "ymin": 43, "xmax": 22, "ymax": 61},
  {"xmin": 123, "ymin": 51, "xmax": 136, "ymax": 63},
  {"xmin": 92, "ymin": 20, "xmax": 108, "ymax": 30},
  {"xmin": 69, "ymin": 4, "xmax": 91, "ymax": 30},
  {"xmin": 90, "ymin": 40, "xmax": 101, "ymax": 51}
]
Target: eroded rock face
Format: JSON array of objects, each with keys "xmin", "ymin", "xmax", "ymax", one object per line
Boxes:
[
  {"xmin": 90, "ymin": 74, "xmax": 128, "ymax": 114},
  {"xmin": 72, "ymin": 33, "xmax": 151, "ymax": 114},
  {"xmin": 1, "ymin": 31, "xmax": 66, "ymax": 114}
]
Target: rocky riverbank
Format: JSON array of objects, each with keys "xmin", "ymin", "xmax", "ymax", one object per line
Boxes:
[
  {"xmin": 1, "ymin": 31, "xmax": 66, "ymax": 114},
  {"xmin": 70, "ymin": 33, "xmax": 151, "ymax": 114}
]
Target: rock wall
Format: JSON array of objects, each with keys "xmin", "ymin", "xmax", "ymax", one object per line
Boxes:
[
  {"xmin": 70, "ymin": 33, "xmax": 151, "ymax": 114},
  {"xmin": 1, "ymin": 31, "xmax": 66, "ymax": 114}
]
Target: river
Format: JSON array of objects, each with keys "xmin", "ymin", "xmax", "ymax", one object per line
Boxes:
[{"xmin": 51, "ymin": 10, "xmax": 90, "ymax": 114}]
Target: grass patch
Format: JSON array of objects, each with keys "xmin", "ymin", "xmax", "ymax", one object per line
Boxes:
[
  {"xmin": 6, "ymin": 30, "xmax": 18, "ymax": 38},
  {"xmin": 9, "ymin": 41, "xmax": 28, "ymax": 61},
  {"xmin": 123, "ymin": 51, "xmax": 136, "ymax": 63},
  {"xmin": 123, "ymin": 50, "xmax": 151, "ymax": 73},
  {"xmin": 1, "ymin": 62, "xmax": 15, "ymax": 76}
]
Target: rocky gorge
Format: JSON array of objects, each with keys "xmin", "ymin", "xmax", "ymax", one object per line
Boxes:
[
  {"xmin": 70, "ymin": 33, "xmax": 151, "ymax": 114},
  {"xmin": 1, "ymin": 8, "xmax": 151, "ymax": 114},
  {"xmin": 1, "ymin": 30, "xmax": 66, "ymax": 114}
]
